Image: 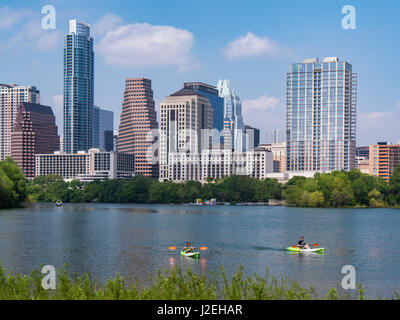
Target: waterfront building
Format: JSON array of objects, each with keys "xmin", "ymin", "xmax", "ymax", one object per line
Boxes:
[
  {"xmin": 286, "ymin": 57, "xmax": 357, "ymax": 172},
  {"xmin": 357, "ymin": 157, "xmax": 370, "ymax": 174},
  {"xmin": 11, "ymin": 102, "xmax": 59, "ymax": 178},
  {"xmin": 0, "ymin": 84, "xmax": 40, "ymax": 160},
  {"xmin": 265, "ymin": 170, "xmax": 325, "ymax": 184},
  {"xmin": 217, "ymin": 79, "xmax": 246, "ymax": 152},
  {"xmin": 166, "ymin": 148, "xmax": 273, "ymax": 182},
  {"xmin": 183, "ymin": 82, "xmax": 224, "ymax": 142},
  {"xmin": 93, "ymin": 106, "xmax": 114, "ymax": 151},
  {"xmin": 245, "ymin": 125, "xmax": 260, "ymax": 150},
  {"xmin": 369, "ymin": 142, "xmax": 400, "ymax": 181},
  {"xmin": 159, "ymin": 87, "xmax": 214, "ymax": 181},
  {"xmin": 35, "ymin": 148, "xmax": 134, "ymax": 181},
  {"xmin": 258, "ymin": 142, "xmax": 287, "ymax": 172},
  {"xmin": 63, "ymin": 20, "xmax": 94, "ymax": 154},
  {"xmin": 117, "ymin": 78, "xmax": 158, "ymax": 178}
]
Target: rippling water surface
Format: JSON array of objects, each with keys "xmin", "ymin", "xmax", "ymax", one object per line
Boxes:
[{"xmin": 0, "ymin": 203, "xmax": 399, "ymax": 298}]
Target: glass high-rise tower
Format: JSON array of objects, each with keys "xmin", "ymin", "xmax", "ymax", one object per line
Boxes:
[
  {"xmin": 92, "ymin": 106, "xmax": 114, "ymax": 152},
  {"xmin": 183, "ymin": 82, "xmax": 224, "ymax": 135},
  {"xmin": 63, "ymin": 20, "xmax": 94, "ymax": 154},
  {"xmin": 217, "ymin": 79, "xmax": 245, "ymax": 152},
  {"xmin": 286, "ymin": 57, "xmax": 357, "ymax": 172}
]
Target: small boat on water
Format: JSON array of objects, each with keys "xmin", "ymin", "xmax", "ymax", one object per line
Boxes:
[
  {"xmin": 180, "ymin": 251, "xmax": 200, "ymax": 259},
  {"xmin": 56, "ymin": 200, "xmax": 62, "ymax": 206},
  {"xmin": 286, "ymin": 246, "xmax": 325, "ymax": 253}
]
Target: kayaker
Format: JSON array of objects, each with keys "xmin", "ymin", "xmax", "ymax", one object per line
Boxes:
[
  {"xmin": 184, "ymin": 241, "xmax": 194, "ymax": 253},
  {"xmin": 297, "ymin": 236, "xmax": 310, "ymax": 249}
]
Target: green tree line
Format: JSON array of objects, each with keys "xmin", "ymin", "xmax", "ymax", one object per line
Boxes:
[
  {"xmin": 1, "ymin": 156, "xmax": 400, "ymax": 208},
  {"xmin": 283, "ymin": 167, "xmax": 400, "ymax": 208},
  {"xmin": 26, "ymin": 166, "xmax": 400, "ymax": 208},
  {"xmin": 26, "ymin": 174, "xmax": 282, "ymax": 204},
  {"xmin": 0, "ymin": 158, "xmax": 27, "ymax": 208}
]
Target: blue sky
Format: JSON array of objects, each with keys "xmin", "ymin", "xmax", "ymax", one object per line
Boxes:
[{"xmin": 1, "ymin": 0, "xmax": 399, "ymax": 145}]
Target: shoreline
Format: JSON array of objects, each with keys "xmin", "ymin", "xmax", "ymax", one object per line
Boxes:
[{"xmin": 21, "ymin": 201, "xmax": 400, "ymax": 210}]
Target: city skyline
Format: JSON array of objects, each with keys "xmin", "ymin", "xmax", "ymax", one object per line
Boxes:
[{"xmin": 1, "ymin": 1, "xmax": 399, "ymax": 146}]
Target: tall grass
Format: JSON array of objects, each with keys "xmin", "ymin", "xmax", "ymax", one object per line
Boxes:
[{"xmin": 0, "ymin": 263, "xmax": 396, "ymax": 300}]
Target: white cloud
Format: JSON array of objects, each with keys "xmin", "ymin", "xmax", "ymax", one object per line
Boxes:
[
  {"xmin": 10, "ymin": 17, "xmax": 61, "ymax": 51},
  {"xmin": 96, "ymin": 22, "xmax": 198, "ymax": 71},
  {"xmin": 224, "ymin": 32, "xmax": 284, "ymax": 59},
  {"xmin": 358, "ymin": 102, "xmax": 400, "ymax": 145},
  {"xmin": 242, "ymin": 94, "xmax": 285, "ymax": 142},
  {"xmin": 92, "ymin": 13, "xmax": 123, "ymax": 37},
  {"xmin": 0, "ymin": 6, "xmax": 31, "ymax": 30},
  {"xmin": 242, "ymin": 94, "xmax": 279, "ymax": 112}
]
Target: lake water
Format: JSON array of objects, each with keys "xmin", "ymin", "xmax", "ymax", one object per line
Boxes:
[{"xmin": 0, "ymin": 203, "xmax": 399, "ymax": 299}]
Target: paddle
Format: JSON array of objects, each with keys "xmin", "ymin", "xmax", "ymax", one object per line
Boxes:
[{"xmin": 169, "ymin": 246, "xmax": 208, "ymax": 251}]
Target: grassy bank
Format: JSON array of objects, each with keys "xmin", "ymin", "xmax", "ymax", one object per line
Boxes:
[{"xmin": 0, "ymin": 263, "xmax": 396, "ymax": 300}]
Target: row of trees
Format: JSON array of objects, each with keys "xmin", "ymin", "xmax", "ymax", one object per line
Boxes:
[
  {"xmin": 283, "ymin": 167, "xmax": 400, "ymax": 208},
  {"xmin": 26, "ymin": 167, "xmax": 400, "ymax": 208},
  {"xmin": 27, "ymin": 174, "xmax": 283, "ymax": 204},
  {"xmin": 2, "ymin": 155, "xmax": 400, "ymax": 209},
  {"xmin": 0, "ymin": 158, "xmax": 27, "ymax": 208}
]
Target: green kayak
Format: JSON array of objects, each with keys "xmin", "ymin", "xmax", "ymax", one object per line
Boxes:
[
  {"xmin": 286, "ymin": 247, "xmax": 325, "ymax": 253},
  {"xmin": 180, "ymin": 251, "xmax": 200, "ymax": 259}
]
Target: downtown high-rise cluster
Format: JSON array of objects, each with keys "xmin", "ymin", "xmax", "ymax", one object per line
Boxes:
[{"xmin": 1, "ymin": 19, "xmax": 400, "ymax": 183}]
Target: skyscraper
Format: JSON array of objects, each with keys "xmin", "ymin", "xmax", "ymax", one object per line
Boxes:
[
  {"xmin": 93, "ymin": 106, "xmax": 114, "ymax": 152},
  {"xmin": 217, "ymin": 79, "xmax": 245, "ymax": 152},
  {"xmin": 117, "ymin": 78, "xmax": 158, "ymax": 178},
  {"xmin": 159, "ymin": 87, "xmax": 213, "ymax": 181},
  {"xmin": 11, "ymin": 102, "xmax": 59, "ymax": 178},
  {"xmin": 0, "ymin": 84, "xmax": 40, "ymax": 160},
  {"xmin": 63, "ymin": 20, "xmax": 94, "ymax": 154},
  {"xmin": 286, "ymin": 57, "xmax": 357, "ymax": 171},
  {"xmin": 183, "ymin": 82, "xmax": 224, "ymax": 139},
  {"xmin": 245, "ymin": 125, "xmax": 260, "ymax": 150}
]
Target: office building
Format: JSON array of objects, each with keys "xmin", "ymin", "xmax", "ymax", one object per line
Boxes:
[
  {"xmin": 63, "ymin": 20, "xmax": 94, "ymax": 154},
  {"xmin": 258, "ymin": 142, "xmax": 287, "ymax": 172},
  {"xmin": 35, "ymin": 148, "xmax": 134, "ymax": 181},
  {"xmin": 183, "ymin": 82, "xmax": 224, "ymax": 141},
  {"xmin": 286, "ymin": 57, "xmax": 357, "ymax": 171},
  {"xmin": 245, "ymin": 125, "xmax": 260, "ymax": 150},
  {"xmin": 356, "ymin": 146, "xmax": 369, "ymax": 160},
  {"xmin": 217, "ymin": 79, "xmax": 246, "ymax": 152},
  {"xmin": 117, "ymin": 78, "xmax": 158, "ymax": 178},
  {"xmin": 159, "ymin": 87, "xmax": 214, "ymax": 181},
  {"xmin": 369, "ymin": 142, "xmax": 400, "ymax": 181},
  {"xmin": 0, "ymin": 84, "xmax": 40, "ymax": 160},
  {"xmin": 93, "ymin": 106, "xmax": 114, "ymax": 151},
  {"xmin": 11, "ymin": 102, "xmax": 59, "ymax": 178},
  {"xmin": 166, "ymin": 148, "xmax": 273, "ymax": 182}
]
